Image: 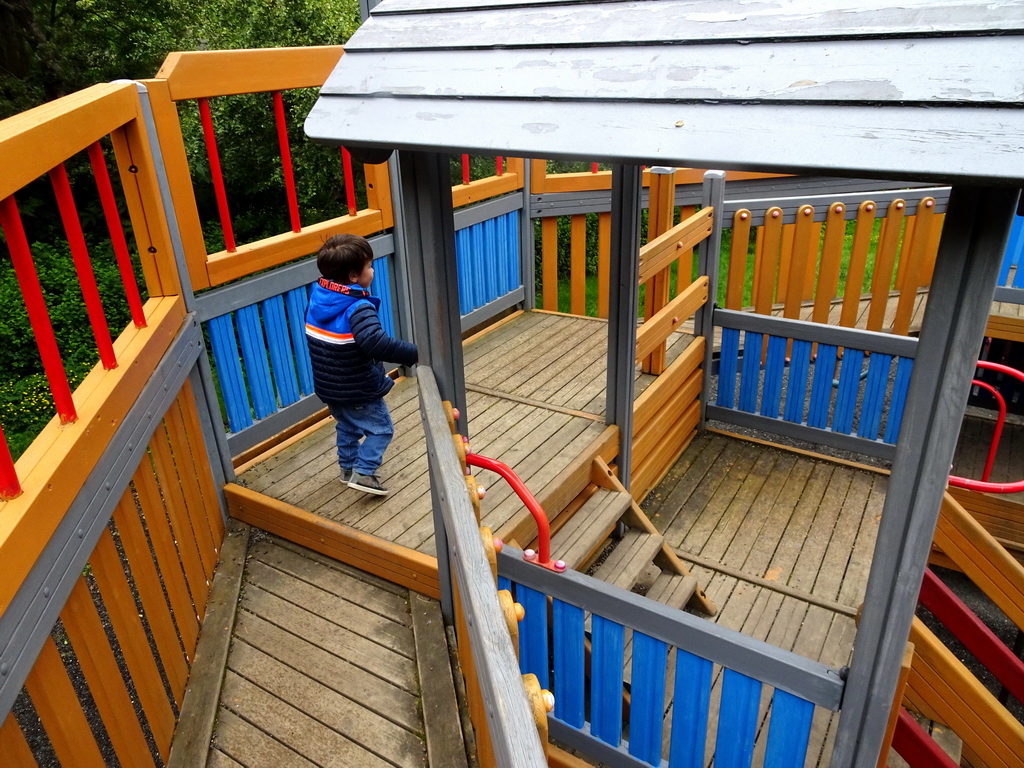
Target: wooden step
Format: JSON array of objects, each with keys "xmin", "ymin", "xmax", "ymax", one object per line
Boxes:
[
  {"xmin": 642, "ymin": 572, "xmax": 698, "ymax": 612},
  {"xmin": 551, "ymin": 488, "xmax": 633, "ymax": 570},
  {"xmin": 592, "ymin": 530, "xmax": 665, "ymax": 593}
]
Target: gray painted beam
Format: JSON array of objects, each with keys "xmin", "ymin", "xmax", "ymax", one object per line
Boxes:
[
  {"xmin": 453, "ymin": 192, "xmax": 521, "ymax": 231},
  {"xmin": 520, "ymin": 158, "xmax": 535, "ymax": 309},
  {"xmin": 714, "ymin": 308, "xmax": 920, "ymax": 358},
  {"xmin": 0, "ymin": 315, "xmax": 204, "ymax": 721},
  {"xmin": 547, "ymin": 720, "xmax": 651, "ymax": 768},
  {"xmin": 697, "ymin": 170, "xmax": 725, "ymax": 429},
  {"xmin": 499, "ymin": 548, "xmax": 845, "ymax": 709},
  {"xmin": 724, "ymin": 187, "xmax": 950, "ymax": 225},
  {"xmin": 830, "ymin": 186, "xmax": 1021, "ymax": 768},
  {"xmin": 460, "ymin": 287, "xmax": 525, "ymax": 333},
  {"xmin": 225, "ymin": 394, "xmax": 328, "ymax": 457},
  {"xmin": 605, "ymin": 164, "xmax": 642, "ymax": 489},
  {"xmin": 397, "ymin": 150, "xmax": 466, "ymax": 622},
  {"xmin": 994, "ymin": 285, "xmax": 1024, "ymax": 304}
]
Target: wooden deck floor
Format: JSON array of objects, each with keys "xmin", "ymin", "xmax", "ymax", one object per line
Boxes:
[{"xmin": 207, "ymin": 535, "xmax": 466, "ymax": 768}]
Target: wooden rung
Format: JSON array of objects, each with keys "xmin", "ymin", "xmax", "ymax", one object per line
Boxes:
[
  {"xmin": 593, "ymin": 530, "xmax": 664, "ymax": 592},
  {"xmin": 645, "ymin": 572, "xmax": 698, "ymax": 612},
  {"xmin": 550, "ymin": 488, "xmax": 632, "ymax": 570}
]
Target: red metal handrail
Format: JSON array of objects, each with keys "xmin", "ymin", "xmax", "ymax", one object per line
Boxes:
[
  {"xmin": 889, "ymin": 709, "xmax": 959, "ymax": 768},
  {"xmin": 341, "ymin": 147, "xmax": 357, "ymax": 216},
  {"xmin": 948, "ymin": 360, "xmax": 1024, "ymax": 494},
  {"xmin": 272, "ymin": 91, "xmax": 302, "ymax": 233},
  {"xmin": 465, "ymin": 452, "xmax": 564, "ymax": 571},
  {"xmin": 197, "ymin": 97, "xmax": 236, "ymax": 252}
]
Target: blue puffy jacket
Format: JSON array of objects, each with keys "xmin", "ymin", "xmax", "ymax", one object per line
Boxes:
[{"xmin": 305, "ymin": 278, "xmax": 418, "ymax": 405}]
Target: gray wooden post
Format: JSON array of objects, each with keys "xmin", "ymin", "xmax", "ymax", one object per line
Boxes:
[
  {"xmin": 605, "ymin": 164, "xmax": 643, "ymax": 489},
  {"xmin": 830, "ymin": 185, "xmax": 1020, "ymax": 768},
  {"xmin": 397, "ymin": 150, "xmax": 467, "ymax": 622},
  {"xmin": 520, "ymin": 158, "xmax": 536, "ymax": 310},
  {"xmin": 696, "ymin": 170, "xmax": 726, "ymax": 429}
]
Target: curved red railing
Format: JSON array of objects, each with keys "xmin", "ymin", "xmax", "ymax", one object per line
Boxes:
[
  {"xmin": 948, "ymin": 361, "xmax": 1024, "ymax": 494},
  {"xmin": 465, "ymin": 452, "xmax": 561, "ymax": 570}
]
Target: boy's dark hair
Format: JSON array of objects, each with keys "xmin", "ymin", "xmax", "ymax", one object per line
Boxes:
[{"xmin": 317, "ymin": 233, "xmax": 373, "ymax": 282}]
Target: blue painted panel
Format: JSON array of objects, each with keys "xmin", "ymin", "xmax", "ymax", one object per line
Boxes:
[
  {"xmin": 999, "ymin": 212, "xmax": 1023, "ymax": 288},
  {"xmin": 807, "ymin": 344, "xmax": 838, "ymax": 429},
  {"xmin": 763, "ymin": 690, "xmax": 814, "ymax": 768},
  {"xmin": 455, "ymin": 210, "xmax": 523, "ymax": 317},
  {"xmin": 738, "ymin": 332, "xmax": 763, "ymax": 413},
  {"xmin": 857, "ymin": 353, "xmax": 893, "ymax": 440},
  {"xmin": 235, "ymin": 304, "xmax": 276, "ymax": 420},
  {"xmin": 714, "ymin": 669, "xmax": 761, "ymax": 768},
  {"xmin": 717, "ymin": 328, "xmax": 740, "ymax": 408},
  {"xmin": 498, "ymin": 576, "xmax": 511, "ymax": 593},
  {"xmin": 518, "ymin": 585, "xmax": 549, "ymax": 688},
  {"xmin": 629, "ymin": 632, "xmax": 668, "ymax": 766},
  {"xmin": 590, "ymin": 615, "xmax": 625, "ymax": 746},
  {"xmin": 208, "ymin": 314, "xmax": 252, "ymax": 432},
  {"xmin": 668, "ymin": 649, "xmax": 712, "ymax": 768},
  {"xmin": 760, "ymin": 335, "xmax": 787, "ymax": 418},
  {"xmin": 456, "ymin": 227, "xmax": 471, "ymax": 315},
  {"xmin": 783, "ymin": 340, "xmax": 812, "ymax": 424},
  {"xmin": 884, "ymin": 357, "xmax": 914, "ymax": 444},
  {"xmin": 832, "ymin": 349, "xmax": 864, "ymax": 434},
  {"xmin": 261, "ymin": 295, "xmax": 301, "ymax": 407},
  {"xmin": 284, "ymin": 286, "xmax": 314, "ymax": 395},
  {"xmin": 552, "ymin": 599, "xmax": 585, "ymax": 727},
  {"xmin": 369, "ymin": 255, "xmax": 396, "ymax": 338}
]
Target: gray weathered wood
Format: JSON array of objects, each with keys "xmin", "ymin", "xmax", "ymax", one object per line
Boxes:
[
  {"xmin": 550, "ymin": 488, "xmax": 632, "ymax": 569},
  {"xmin": 592, "ymin": 530, "xmax": 664, "ymax": 591}
]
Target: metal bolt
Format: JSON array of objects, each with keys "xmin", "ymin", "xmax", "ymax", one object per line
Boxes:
[
  {"xmin": 128, "ymin": 165, "xmax": 138, "ymax": 173},
  {"xmin": 672, "ymin": 316, "xmax": 679, "ymax": 324},
  {"xmin": 803, "ymin": 207, "xmax": 812, "ymax": 216},
  {"xmin": 925, "ymin": 199, "xmax": 934, "ymax": 208},
  {"xmin": 452, "ymin": 408, "xmax": 460, "ymax": 420},
  {"xmin": 896, "ymin": 201, "xmax": 905, "ymax": 210},
  {"xmin": 492, "ymin": 536, "xmax": 502, "ymax": 552},
  {"xmin": 866, "ymin": 204, "xmax": 875, "ymax": 212},
  {"xmin": 771, "ymin": 210, "xmax": 780, "ymax": 219},
  {"xmin": 477, "ymin": 485, "xmax": 487, "ymax": 498},
  {"xmin": 523, "ymin": 549, "xmax": 537, "ymax": 562},
  {"xmin": 740, "ymin": 212, "xmax": 749, "ymax": 221},
  {"xmin": 1, "ymin": 662, "xmax": 8, "ymax": 675},
  {"xmin": 553, "ymin": 560, "xmax": 567, "ymax": 572},
  {"xmin": 835, "ymin": 205, "xmax": 844, "ymax": 214},
  {"xmin": 43, "ymin": 587, "xmax": 51, "ymax": 598}
]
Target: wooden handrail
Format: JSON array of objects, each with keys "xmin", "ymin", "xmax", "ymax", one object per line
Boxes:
[
  {"xmin": 638, "ymin": 207, "xmax": 714, "ymax": 285},
  {"xmin": 635, "ymin": 276, "xmax": 708, "ymax": 363}
]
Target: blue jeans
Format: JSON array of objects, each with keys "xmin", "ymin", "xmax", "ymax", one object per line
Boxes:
[{"xmin": 328, "ymin": 399, "xmax": 394, "ymax": 476}]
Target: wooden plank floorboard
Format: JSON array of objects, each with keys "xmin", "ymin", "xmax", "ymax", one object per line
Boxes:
[{"xmin": 213, "ymin": 708, "xmax": 318, "ymax": 768}]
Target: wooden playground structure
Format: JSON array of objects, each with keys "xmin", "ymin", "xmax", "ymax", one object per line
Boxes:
[{"xmin": 2, "ymin": 3, "xmax": 1024, "ymax": 766}]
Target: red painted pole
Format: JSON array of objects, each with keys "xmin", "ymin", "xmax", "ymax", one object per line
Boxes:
[
  {"xmin": 273, "ymin": 91, "xmax": 302, "ymax": 233},
  {"xmin": 87, "ymin": 142, "xmax": 146, "ymax": 328},
  {"xmin": 496, "ymin": 156, "xmax": 504, "ymax": 176},
  {"xmin": 591, "ymin": 162, "xmax": 599, "ymax": 173},
  {"xmin": 49, "ymin": 163, "xmax": 118, "ymax": 370},
  {"xmin": 461, "ymin": 154, "xmax": 470, "ymax": 185},
  {"xmin": 0, "ymin": 196, "xmax": 77, "ymax": 423},
  {"xmin": 0, "ymin": 421, "xmax": 21, "ymax": 500},
  {"xmin": 890, "ymin": 709, "xmax": 959, "ymax": 768},
  {"xmin": 341, "ymin": 147, "xmax": 357, "ymax": 216},
  {"xmin": 967, "ymin": 379, "xmax": 1005, "ymax": 482},
  {"xmin": 198, "ymin": 98, "xmax": 236, "ymax": 252}
]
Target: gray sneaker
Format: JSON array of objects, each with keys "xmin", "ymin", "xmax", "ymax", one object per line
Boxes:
[
  {"xmin": 348, "ymin": 473, "xmax": 388, "ymax": 496},
  {"xmin": 340, "ymin": 467, "xmax": 354, "ymax": 483}
]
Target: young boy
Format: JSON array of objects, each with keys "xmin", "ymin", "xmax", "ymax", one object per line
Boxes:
[{"xmin": 305, "ymin": 234, "xmax": 418, "ymax": 496}]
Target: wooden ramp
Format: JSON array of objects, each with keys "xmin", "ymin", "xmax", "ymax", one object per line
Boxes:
[
  {"xmin": 198, "ymin": 532, "xmax": 468, "ymax": 768},
  {"xmin": 645, "ymin": 431, "xmax": 887, "ymax": 766}
]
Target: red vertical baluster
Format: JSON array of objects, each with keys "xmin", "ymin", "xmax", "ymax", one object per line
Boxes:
[
  {"xmin": 198, "ymin": 98, "xmax": 236, "ymax": 252},
  {"xmin": 496, "ymin": 156, "xmax": 504, "ymax": 176},
  {"xmin": 592, "ymin": 162, "xmax": 599, "ymax": 173},
  {"xmin": 273, "ymin": 91, "xmax": 302, "ymax": 233},
  {"xmin": 49, "ymin": 164, "xmax": 118, "ymax": 370},
  {"xmin": 87, "ymin": 142, "xmax": 146, "ymax": 328},
  {"xmin": 341, "ymin": 147, "xmax": 357, "ymax": 216},
  {"xmin": 461, "ymin": 154, "xmax": 470, "ymax": 185},
  {"xmin": 0, "ymin": 196, "xmax": 77, "ymax": 423},
  {"xmin": 0, "ymin": 421, "xmax": 21, "ymax": 500}
]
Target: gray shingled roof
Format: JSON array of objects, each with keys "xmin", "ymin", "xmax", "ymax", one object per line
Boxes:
[{"xmin": 305, "ymin": 0, "xmax": 1024, "ymax": 184}]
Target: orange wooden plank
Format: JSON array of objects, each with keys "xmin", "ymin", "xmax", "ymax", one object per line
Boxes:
[
  {"xmin": 597, "ymin": 212, "xmax": 611, "ymax": 318},
  {"xmin": 633, "ymin": 339, "xmax": 704, "ymax": 435},
  {"xmin": 541, "ymin": 217, "xmax": 559, "ymax": 311},
  {"xmin": 775, "ymin": 223, "xmax": 796, "ymax": 305},
  {"xmin": 0, "ymin": 713, "xmax": 37, "ymax": 768},
  {"xmin": 637, "ymin": 207, "xmax": 714, "ymax": 285},
  {"xmin": 892, "ymin": 199, "xmax": 940, "ymax": 335},
  {"xmin": 156, "ymin": 47, "xmax": 344, "ymax": 100},
  {"xmin": 783, "ymin": 205, "xmax": 817, "ymax": 319},
  {"xmin": 90, "ymin": 529, "xmax": 176, "ymax": 759},
  {"xmin": 452, "ymin": 171, "xmax": 522, "ymax": 208},
  {"xmin": 812, "ymin": 202, "xmax": 848, "ymax": 324},
  {"xmin": 111, "ymin": 495, "xmax": 189, "ymax": 704},
  {"xmin": 867, "ymin": 199, "xmax": 906, "ymax": 332},
  {"xmin": 642, "ymin": 171, "xmax": 676, "ymax": 374},
  {"xmin": 179, "ymin": 380, "xmax": 227, "ymax": 543},
  {"xmin": 635, "ymin": 278, "xmax": 708, "ymax": 363},
  {"xmin": 754, "ymin": 208, "xmax": 784, "ymax": 315},
  {"xmin": 570, "ymin": 215, "xmax": 587, "ymax": 316},
  {"xmin": 61, "ymin": 577, "xmax": 155, "ymax": 768},
  {"xmin": 529, "ymin": 159, "xmax": 548, "ymax": 194},
  {"xmin": 364, "ymin": 161, "xmax": 394, "ymax": 229},
  {"xmin": 674, "ymin": 205, "xmax": 697, "ymax": 290},
  {"xmin": 840, "ymin": 201, "xmax": 878, "ymax": 329},
  {"xmin": 726, "ymin": 209, "xmax": 752, "ymax": 310},
  {"xmin": 149, "ymin": 421, "xmax": 215, "ymax": 591},
  {"xmin": 164, "ymin": 401, "xmax": 219, "ymax": 567},
  {"xmin": 24, "ymin": 636, "xmax": 106, "ymax": 767},
  {"xmin": 131, "ymin": 459, "xmax": 201, "ymax": 656}
]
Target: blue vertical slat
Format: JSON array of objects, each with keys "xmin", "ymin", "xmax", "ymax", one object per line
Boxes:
[
  {"xmin": 507, "ymin": 211, "xmax": 521, "ymax": 292},
  {"xmin": 714, "ymin": 669, "xmax": 761, "ymax": 768},
  {"xmin": 763, "ymin": 690, "xmax": 815, "ymax": 768},
  {"xmin": 284, "ymin": 287, "xmax": 314, "ymax": 395},
  {"xmin": 783, "ymin": 339, "xmax": 812, "ymax": 423},
  {"xmin": 738, "ymin": 331, "xmax": 763, "ymax": 413},
  {"xmin": 370, "ymin": 256, "xmax": 397, "ymax": 338},
  {"xmin": 552, "ymin": 599, "xmax": 585, "ymax": 727},
  {"xmin": 857, "ymin": 352, "xmax": 893, "ymax": 440},
  {"xmin": 668, "ymin": 649, "xmax": 712, "ymax": 768},
  {"xmin": 480, "ymin": 218, "xmax": 493, "ymax": 306},
  {"xmin": 884, "ymin": 357, "xmax": 914, "ymax": 444},
  {"xmin": 497, "ymin": 575, "xmax": 511, "ymax": 593},
  {"xmin": 207, "ymin": 314, "xmax": 252, "ymax": 432},
  {"xmin": 629, "ymin": 632, "xmax": 668, "ymax": 766},
  {"xmin": 760, "ymin": 335, "xmax": 787, "ymax": 418},
  {"xmin": 518, "ymin": 586, "xmax": 549, "ymax": 688},
  {"xmin": 717, "ymin": 328, "xmax": 740, "ymax": 408},
  {"xmin": 832, "ymin": 348, "xmax": 864, "ymax": 434},
  {"xmin": 807, "ymin": 344, "xmax": 838, "ymax": 429},
  {"xmin": 590, "ymin": 615, "xmax": 625, "ymax": 746},
  {"xmin": 456, "ymin": 227, "xmax": 468, "ymax": 315},
  {"xmin": 235, "ymin": 304, "xmax": 276, "ymax": 419},
  {"xmin": 261, "ymin": 295, "xmax": 301, "ymax": 407},
  {"xmin": 1000, "ymin": 213, "xmax": 1023, "ymax": 287}
]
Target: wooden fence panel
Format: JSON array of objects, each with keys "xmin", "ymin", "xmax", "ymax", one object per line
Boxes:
[
  {"xmin": 542, "ymin": 217, "xmax": 559, "ymax": 311},
  {"xmin": 570, "ymin": 215, "xmax": 587, "ymax": 315},
  {"xmin": 867, "ymin": 199, "xmax": 907, "ymax": 332},
  {"xmin": 597, "ymin": 213, "xmax": 611, "ymax": 318},
  {"xmin": 0, "ymin": 713, "xmax": 36, "ymax": 767},
  {"xmin": 726, "ymin": 210, "xmax": 752, "ymax": 310},
  {"xmin": 812, "ymin": 203, "xmax": 848, "ymax": 325},
  {"xmin": 840, "ymin": 201, "xmax": 879, "ymax": 329}
]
